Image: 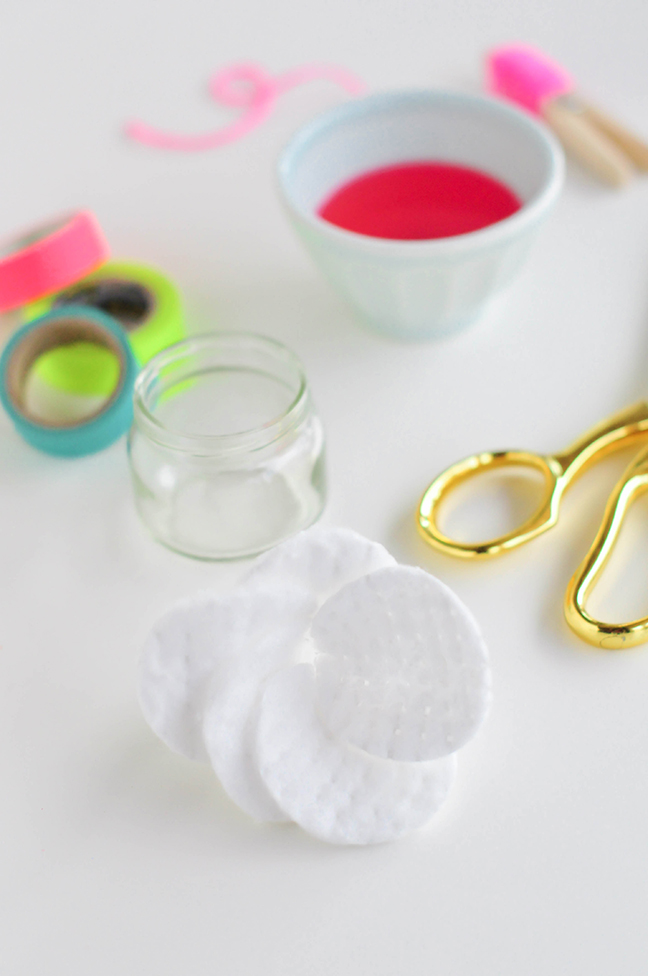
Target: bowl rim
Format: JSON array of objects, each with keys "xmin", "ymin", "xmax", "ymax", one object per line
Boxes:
[{"xmin": 276, "ymin": 88, "xmax": 565, "ymax": 258}]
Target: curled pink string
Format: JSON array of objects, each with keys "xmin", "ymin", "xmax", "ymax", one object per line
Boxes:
[{"xmin": 126, "ymin": 62, "xmax": 365, "ymax": 151}]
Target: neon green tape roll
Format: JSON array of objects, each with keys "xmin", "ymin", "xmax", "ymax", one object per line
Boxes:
[{"xmin": 25, "ymin": 261, "xmax": 185, "ymax": 397}]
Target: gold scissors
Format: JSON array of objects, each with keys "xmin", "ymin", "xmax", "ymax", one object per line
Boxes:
[{"xmin": 417, "ymin": 401, "xmax": 648, "ymax": 649}]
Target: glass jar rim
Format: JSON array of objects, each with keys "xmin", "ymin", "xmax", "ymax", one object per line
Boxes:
[{"xmin": 132, "ymin": 331, "xmax": 311, "ymax": 455}]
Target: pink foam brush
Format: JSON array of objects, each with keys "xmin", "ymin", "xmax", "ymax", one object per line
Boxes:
[{"xmin": 487, "ymin": 44, "xmax": 648, "ymax": 187}]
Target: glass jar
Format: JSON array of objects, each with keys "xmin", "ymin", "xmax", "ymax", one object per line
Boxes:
[{"xmin": 128, "ymin": 333, "xmax": 326, "ymax": 559}]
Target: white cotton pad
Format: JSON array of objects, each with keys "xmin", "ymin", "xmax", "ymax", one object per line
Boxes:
[
  {"xmin": 244, "ymin": 526, "xmax": 396, "ymax": 606},
  {"xmin": 202, "ymin": 619, "xmax": 315, "ymax": 823},
  {"xmin": 255, "ymin": 664, "xmax": 457, "ymax": 845},
  {"xmin": 312, "ymin": 566, "xmax": 491, "ymax": 762},
  {"xmin": 138, "ymin": 582, "xmax": 316, "ymax": 764}
]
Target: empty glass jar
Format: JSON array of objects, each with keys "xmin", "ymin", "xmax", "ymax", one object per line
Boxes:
[{"xmin": 128, "ymin": 333, "xmax": 326, "ymax": 559}]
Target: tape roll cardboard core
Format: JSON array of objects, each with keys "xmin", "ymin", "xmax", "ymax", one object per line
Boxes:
[
  {"xmin": 53, "ymin": 279, "xmax": 154, "ymax": 330},
  {"xmin": 6, "ymin": 317, "xmax": 126, "ymax": 429}
]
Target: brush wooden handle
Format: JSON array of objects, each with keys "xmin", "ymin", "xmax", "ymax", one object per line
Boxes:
[
  {"xmin": 542, "ymin": 98, "xmax": 634, "ymax": 187},
  {"xmin": 579, "ymin": 101, "xmax": 648, "ymax": 171}
]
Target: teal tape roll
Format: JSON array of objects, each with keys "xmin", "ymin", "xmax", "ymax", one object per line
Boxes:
[
  {"xmin": 0, "ymin": 308, "xmax": 138, "ymax": 457},
  {"xmin": 25, "ymin": 261, "xmax": 185, "ymax": 397}
]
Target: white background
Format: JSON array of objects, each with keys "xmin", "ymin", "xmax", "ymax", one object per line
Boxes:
[{"xmin": 2, "ymin": 1, "xmax": 648, "ymax": 973}]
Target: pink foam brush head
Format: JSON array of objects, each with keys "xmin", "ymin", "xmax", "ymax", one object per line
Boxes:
[{"xmin": 487, "ymin": 45, "xmax": 573, "ymax": 115}]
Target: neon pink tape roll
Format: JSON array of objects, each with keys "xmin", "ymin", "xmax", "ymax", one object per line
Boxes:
[{"xmin": 0, "ymin": 211, "xmax": 110, "ymax": 313}]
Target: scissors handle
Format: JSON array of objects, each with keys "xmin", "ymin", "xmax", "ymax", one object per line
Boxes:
[
  {"xmin": 417, "ymin": 401, "xmax": 648, "ymax": 559},
  {"xmin": 565, "ymin": 445, "xmax": 648, "ymax": 649}
]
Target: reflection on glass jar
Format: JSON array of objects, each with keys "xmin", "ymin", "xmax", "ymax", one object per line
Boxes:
[{"xmin": 128, "ymin": 333, "xmax": 326, "ymax": 559}]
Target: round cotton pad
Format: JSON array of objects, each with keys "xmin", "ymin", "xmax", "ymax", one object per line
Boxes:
[
  {"xmin": 255, "ymin": 664, "xmax": 457, "ymax": 845},
  {"xmin": 139, "ymin": 582, "xmax": 316, "ymax": 763},
  {"xmin": 244, "ymin": 526, "xmax": 396, "ymax": 605},
  {"xmin": 312, "ymin": 566, "xmax": 491, "ymax": 762},
  {"xmin": 202, "ymin": 620, "xmax": 316, "ymax": 823}
]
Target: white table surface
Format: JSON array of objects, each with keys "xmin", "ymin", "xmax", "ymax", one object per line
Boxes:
[{"xmin": 3, "ymin": 2, "xmax": 648, "ymax": 973}]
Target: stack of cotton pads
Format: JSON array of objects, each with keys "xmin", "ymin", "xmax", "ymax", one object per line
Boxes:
[{"xmin": 139, "ymin": 527, "xmax": 491, "ymax": 845}]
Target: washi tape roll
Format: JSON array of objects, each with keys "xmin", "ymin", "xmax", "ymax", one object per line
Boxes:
[
  {"xmin": 0, "ymin": 211, "xmax": 109, "ymax": 313},
  {"xmin": 26, "ymin": 262, "xmax": 185, "ymax": 397},
  {"xmin": 0, "ymin": 308, "xmax": 137, "ymax": 457}
]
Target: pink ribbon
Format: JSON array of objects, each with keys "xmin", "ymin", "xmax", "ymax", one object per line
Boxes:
[{"xmin": 126, "ymin": 62, "xmax": 365, "ymax": 152}]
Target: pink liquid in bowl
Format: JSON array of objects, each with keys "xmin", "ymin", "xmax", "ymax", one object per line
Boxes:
[{"xmin": 318, "ymin": 162, "xmax": 522, "ymax": 240}]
